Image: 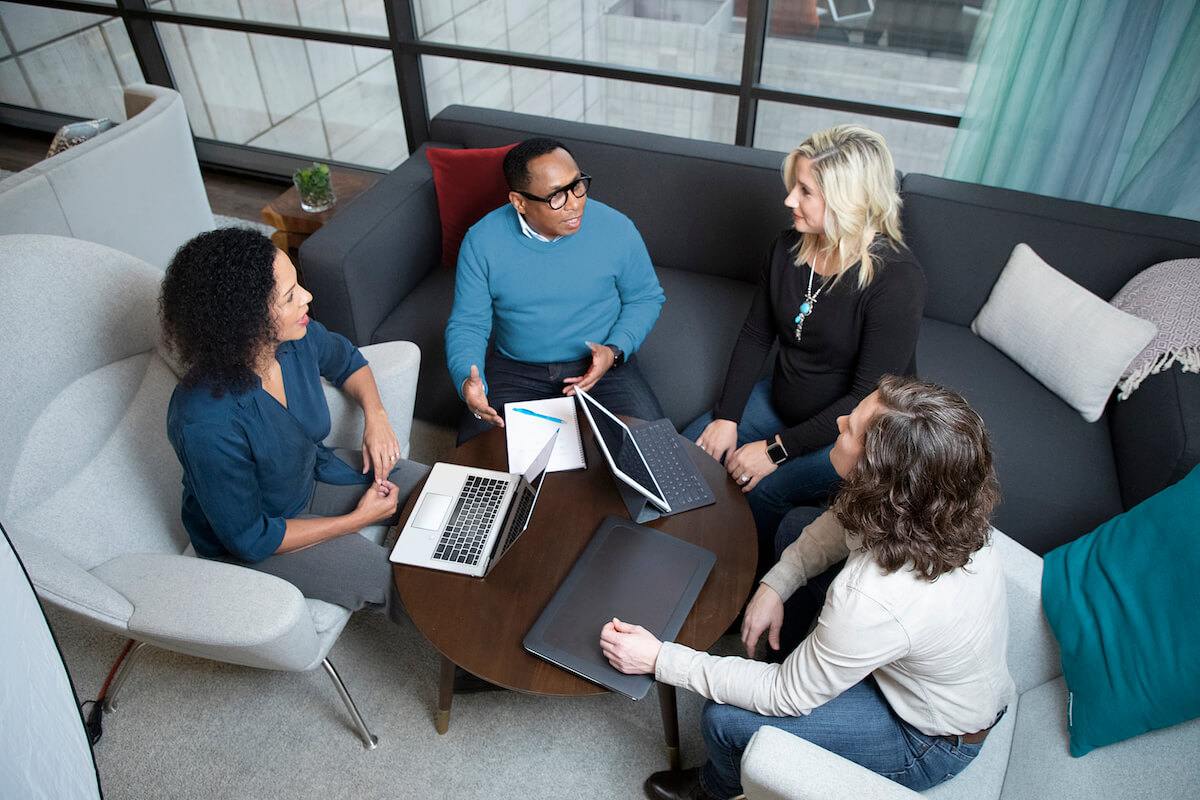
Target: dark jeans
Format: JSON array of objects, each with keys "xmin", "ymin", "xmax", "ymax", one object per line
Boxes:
[
  {"xmin": 698, "ymin": 677, "xmax": 983, "ymax": 798},
  {"xmin": 682, "ymin": 378, "xmax": 840, "ymax": 577},
  {"xmin": 456, "ymin": 350, "xmax": 665, "ymax": 445}
]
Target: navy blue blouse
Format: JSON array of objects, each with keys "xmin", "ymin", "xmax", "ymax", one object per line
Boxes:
[{"xmin": 167, "ymin": 320, "xmax": 369, "ymax": 563}]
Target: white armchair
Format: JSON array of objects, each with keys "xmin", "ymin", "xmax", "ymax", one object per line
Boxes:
[
  {"xmin": 0, "ymin": 84, "xmax": 214, "ymax": 269},
  {"xmin": 0, "ymin": 234, "xmax": 421, "ymax": 748},
  {"xmin": 739, "ymin": 532, "xmax": 1200, "ymax": 799}
]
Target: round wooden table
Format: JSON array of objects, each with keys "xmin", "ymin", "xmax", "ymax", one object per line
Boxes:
[{"xmin": 393, "ymin": 420, "xmax": 755, "ymax": 767}]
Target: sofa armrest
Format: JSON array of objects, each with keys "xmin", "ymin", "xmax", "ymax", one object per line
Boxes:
[
  {"xmin": 741, "ymin": 726, "xmax": 920, "ymax": 800},
  {"xmin": 300, "ymin": 144, "xmax": 447, "ymax": 346},
  {"xmin": 993, "ymin": 529, "xmax": 1063, "ymax": 692},
  {"xmin": 322, "ymin": 340, "xmax": 421, "ymax": 457},
  {"xmin": 91, "ymin": 553, "xmax": 324, "ymax": 672}
]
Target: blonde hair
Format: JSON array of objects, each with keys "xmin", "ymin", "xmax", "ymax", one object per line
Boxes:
[{"xmin": 782, "ymin": 124, "xmax": 904, "ymax": 289}]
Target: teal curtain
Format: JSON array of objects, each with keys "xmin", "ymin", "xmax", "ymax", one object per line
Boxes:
[{"xmin": 945, "ymin": 0, "xmax": 1200, "ymax": 221}]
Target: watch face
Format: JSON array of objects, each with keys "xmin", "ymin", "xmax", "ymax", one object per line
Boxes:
[{"xmin": 768, "ymin": 442, "xmax": 787, "ymax": 464}]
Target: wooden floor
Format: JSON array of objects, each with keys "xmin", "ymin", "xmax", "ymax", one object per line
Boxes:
[{"xmin": 0, "ymin": 122, "xmax": 288, "ymax": 221}]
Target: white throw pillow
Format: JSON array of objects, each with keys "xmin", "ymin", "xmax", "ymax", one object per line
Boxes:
[{"xmin": 971, "ymin": 243, "xmax": 1157, "ymax": 422}]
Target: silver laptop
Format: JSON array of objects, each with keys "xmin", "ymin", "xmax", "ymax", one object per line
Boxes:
[
  {"xmin": 575, "ymin": 388, "xmax": 715, "ymax": 523},
  {"xmin": 389, "ymin": 430, "xmax": 557, "ymax": 577}
]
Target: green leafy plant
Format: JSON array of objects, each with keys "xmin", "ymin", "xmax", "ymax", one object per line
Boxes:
[{"xmin": 292, "ymin": 161, "xmax": 335, "ymax": 211}]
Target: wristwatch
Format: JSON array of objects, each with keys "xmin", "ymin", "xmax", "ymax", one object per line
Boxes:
[
  {"xmin": 766, "ymin": 438, "xmax": 789, "ymax": 465},
  {"xmin": 605, "ymin": 343, "xmax": 625, "ymax": 369}
]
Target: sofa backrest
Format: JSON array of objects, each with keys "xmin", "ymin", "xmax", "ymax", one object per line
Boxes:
[
  {"xmin": 0, "ymin": 235, "xmax": 189, "ymax": 571},
  {"xmin": 0, "ymin": 84, "xmax": 214, "ymax": 270},
  {"xmin": 901, "ymin": 173, "xmax": 1200, "ymax": 327},
  {"xmin": 430, "ymin": 105, "xmax": 791, "ymax": 283}
]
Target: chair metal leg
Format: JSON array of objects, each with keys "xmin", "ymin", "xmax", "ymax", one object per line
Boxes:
[
  {"xmin": 322, "ymin": 658, "xmax": 379, "ymax": 749},
  {"xmin": 103, "ymin": 640, "xmax": 151, "ymax": 713}
]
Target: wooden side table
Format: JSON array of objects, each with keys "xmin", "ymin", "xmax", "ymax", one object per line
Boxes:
[{"xmin": 261, "ymin": 170, "xmax": 380, "ymax": 285}]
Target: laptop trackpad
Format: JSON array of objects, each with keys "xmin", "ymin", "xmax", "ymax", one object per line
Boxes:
[{"xmin": 412, "ymin": 493, "xmax": 452, "ymax": 530}]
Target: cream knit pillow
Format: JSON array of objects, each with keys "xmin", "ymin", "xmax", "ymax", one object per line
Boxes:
[{"xmin": 971, "ymin": 243, "xmax": 1157, "ymax": 422}]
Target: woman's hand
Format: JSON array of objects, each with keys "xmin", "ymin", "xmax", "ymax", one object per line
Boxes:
[
  {"xmin": 600, "ymin": 618, "xmax": 663, "ymax": 675},
  {"xmin": 361, "ymin": 408, "xmax": 400, "ymax": 484},
  {"xmin": 354, "ymin": 478, "xmax": 401, "ymax": 525},
  {"xmin": 741, "ymin": 584, "xmax": 785, "ymax": 658},
  {"xmin": 695, "ymin": 419, "xmax": 738, "ymax": 464},
  {"xmin": 725, "ymin": 440, "xmax": 778, "ymax": 492}
]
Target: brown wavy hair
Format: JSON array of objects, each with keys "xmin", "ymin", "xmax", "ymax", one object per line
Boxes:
[{"xmin": 830, "ymin": 375, "xmax": 1000, "ymax": 580}]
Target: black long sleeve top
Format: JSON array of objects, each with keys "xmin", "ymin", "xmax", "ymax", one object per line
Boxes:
[{"xmin": 712, "ymin": 229, "xmax": 925, "ymax": 458}]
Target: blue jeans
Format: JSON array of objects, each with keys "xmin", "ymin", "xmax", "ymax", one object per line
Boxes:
[
  {"xmin": 698, "ymin": 678, "xmax": 984, "ymax": 798},
  {"xmin": 457, "ymin": 350, "xmax": 666, "ymax": 445},
  {"xmin": 682, "ymin": 379, "xmax": 840, "ymax": 569}
]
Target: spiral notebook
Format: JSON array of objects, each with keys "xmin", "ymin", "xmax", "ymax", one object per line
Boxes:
[{"xmin": 505, "ymin": 397, "xmax": 587, "ymax": 473}]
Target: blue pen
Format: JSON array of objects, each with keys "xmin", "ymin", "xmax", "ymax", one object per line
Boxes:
[{"xmin": 513, "ymin": 407, "xmax": 563, "ymax": 424}]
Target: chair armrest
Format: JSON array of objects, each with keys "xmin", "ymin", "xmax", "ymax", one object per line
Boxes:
[
  {"xmin": 300, "ymin": 145, "xmax": 446, "ymax": 346},
  {"xmin": 6, "ymin": 529, "xmax": 135, "ymax": 628},
  {"xmin": 993, "ymin": 529, "xmax": 1063, "ymax": 692},
  {"xmin": 91, "ymin": 553, "xmax": 325, "ymax": 672},
  {"xmin": 322, "ymin": 340, "xmax": 421, "ymax": 457},
  {"xmin": 741, "ymin": 726, "xmax": 920, "ymax": 800}
]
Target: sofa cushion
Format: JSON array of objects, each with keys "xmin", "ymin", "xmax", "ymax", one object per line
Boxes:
[
  {"xmin": 971, "ymin": 243, "xmax": 1156, "ymax": 422},
  {"xmin": 900, "ymin": 173, "xmax": 1200, "ymax": 329},
  {"xmin": 427, "ymin": 144, "xmax": 516, "ymax": 268},
  {"xmin": 639, "ymin": 266, "xmax": 757, "ymax": 428},
  {"xmin": 916, "ymin": 318, "xmax": 1122, "ymax": 554},
  {"xmin": 1040, "ymin": 464, "xmax": 1200, "ymax": 757},
  {"xmin": 998, "ymin": 677, "xmax": 1200, "ymax": 800},
  {"xmin": 1108, "ymin": 367, "xmax": 1200, "ymax": 508}
]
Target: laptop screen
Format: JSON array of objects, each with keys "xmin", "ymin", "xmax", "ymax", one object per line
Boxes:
[{"xmin": 575, "ymin": 389, "xmax": 669, "ymax": 510}]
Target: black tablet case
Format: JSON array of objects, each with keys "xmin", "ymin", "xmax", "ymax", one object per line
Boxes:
[{"xmin": 523, "ymin": 515, "xmax": 716, "ymax": 699}]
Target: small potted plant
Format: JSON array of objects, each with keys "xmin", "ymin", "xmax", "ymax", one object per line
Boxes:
[{"xmin": 293, "ymin": 161, "xmax": 336, "ymax": 213}]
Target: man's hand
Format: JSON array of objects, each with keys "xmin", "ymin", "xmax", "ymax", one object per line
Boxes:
[
  {"xmin": 361, "ymin": 409, "xmax": 400, "ymax": 484},
  {"xmin": 463, "ymin": 365, "xmax": 504, "ymax": 428},
  {"xmin": 695, "ymin": 419, "xmax": 738, "ymax": 464},
  {"xmin": 740, "ymin": 584, "xmax": 785, "ymax": 658},
  {"xmin": 725, "ymin": 439, "xmax": 778, "ymax": 492},
  {"xmin": 354, "ymin": 479, "xmax": 401, "ymax": 526},
  {"xmin": 599, "ymin": 617, "xmax": 662, "ymax": 675},
  {"xmin": 561, "ymin": 341, "xmax": 615, "ymax": 396}
]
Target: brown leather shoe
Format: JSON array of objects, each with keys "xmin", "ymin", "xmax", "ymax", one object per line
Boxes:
[{"xmin": 644, "ymin": 767, "xmax": 719, "ymax": 800}]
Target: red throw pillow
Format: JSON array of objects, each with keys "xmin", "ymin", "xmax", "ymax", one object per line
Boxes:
[{"xmin": 427, "ymin": 144, "xmax": 517, "ymax": 268}]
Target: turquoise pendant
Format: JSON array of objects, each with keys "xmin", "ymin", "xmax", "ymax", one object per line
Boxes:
[{"xmin": 800, "ymin": 301, "xmax": 812, "ymax": 315}]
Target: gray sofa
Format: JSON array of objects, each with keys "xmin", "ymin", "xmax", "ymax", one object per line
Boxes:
[{"xmin": 301, "ymin": 105, "xmax": 1200, "ymax": 555}]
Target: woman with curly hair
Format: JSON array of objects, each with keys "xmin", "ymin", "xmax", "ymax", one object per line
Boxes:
[
  {"xmin": 160, "ymin": 227, "xmax": 427, "ymax": 615},
  {"xmin": 683, "ymin": 124, "xmax": 924, "ymax": 574},
  {"xmin": 602, "ymin": 375, "xmax": 1013, "ymax": 800}
]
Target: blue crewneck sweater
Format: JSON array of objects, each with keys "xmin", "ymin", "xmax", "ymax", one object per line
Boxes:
[{"xmin": 446, "ymin": 199, "xmax": 665, "ymax": 397}]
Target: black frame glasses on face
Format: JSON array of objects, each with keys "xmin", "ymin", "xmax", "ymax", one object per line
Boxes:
[{"xmin": 516, "ymin": 174, "xmax": 592, "ymax": 210}]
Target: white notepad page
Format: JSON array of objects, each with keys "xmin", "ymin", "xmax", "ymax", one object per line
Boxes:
[{"xmin": 505, "ymin": 396, "xmax": 586, "ymax": 473}]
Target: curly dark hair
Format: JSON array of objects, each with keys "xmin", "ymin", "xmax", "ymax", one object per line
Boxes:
[
  {"xmin": 830, "ymin": 375, "xmax": 1001, "ymax": 580},
  {"xmin": 503, "ymin": 137, "xmax": 573, "ymax": 192},
  {"xmin": 159, "ymin": 227, "xmax": 278, "ymax": 397}
]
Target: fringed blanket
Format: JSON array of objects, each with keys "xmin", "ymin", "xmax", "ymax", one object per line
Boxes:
[{"xmin": 1112, "ymin": 258, "xmax": 1200, "ymax": 400}]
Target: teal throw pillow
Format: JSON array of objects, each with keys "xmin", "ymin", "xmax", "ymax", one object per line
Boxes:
[{"xmin": 1042, "ymin": 463, "xmax": 1200, "ymax": 757}]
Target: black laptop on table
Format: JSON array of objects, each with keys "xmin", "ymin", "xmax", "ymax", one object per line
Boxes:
[{"xmin": 574, "ymin": 388, "xmax": 715, "ymax": 523}]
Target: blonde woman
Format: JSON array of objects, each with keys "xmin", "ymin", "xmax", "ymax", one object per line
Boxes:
[{"xmin": 683, "ymin": 125, "xmax": 924, "ymax": 565}]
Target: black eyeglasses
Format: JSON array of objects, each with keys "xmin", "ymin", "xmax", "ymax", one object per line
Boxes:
[{"xmin": 516, "ymin": 174, "xmax": 592, "ymax": 210}]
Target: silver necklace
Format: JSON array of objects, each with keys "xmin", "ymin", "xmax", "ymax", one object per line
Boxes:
[{"xmin": 793, "ymin": 257, "xmax": 827, "ymax": 342}]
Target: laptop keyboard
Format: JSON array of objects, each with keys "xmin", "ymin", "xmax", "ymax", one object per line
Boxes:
[
  {"xmin": 433, "ymin": 475, "xmax": 508, "ymax": 566},
  {"xmin": 634, "ymin": 419, "xmax": 712, "ymax": 507}
]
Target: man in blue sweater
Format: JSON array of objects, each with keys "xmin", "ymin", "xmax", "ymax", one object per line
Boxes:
[{"xmin": 446, "ymin": 138, "xmax": 667, "ymax": 443}]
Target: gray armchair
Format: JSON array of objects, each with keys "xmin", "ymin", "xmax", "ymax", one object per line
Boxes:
[
  {"xmin": 739, "ymin": 532, "xmax": 1200, "ymax": 799},
  {"xmin": 0, "ymin": 234, "xmax": 420, "ymax": 748}
]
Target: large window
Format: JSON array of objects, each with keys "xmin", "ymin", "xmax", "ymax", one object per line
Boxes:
[{"xmin": 0, "ymin": 0, "xmax": 983, "ymax": 175}]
